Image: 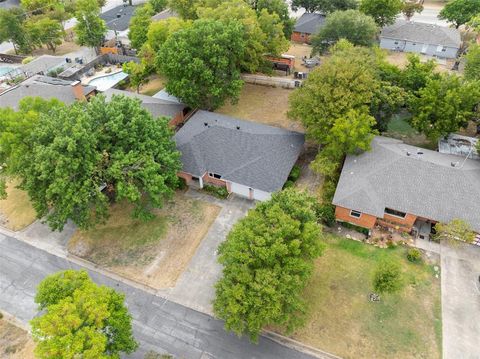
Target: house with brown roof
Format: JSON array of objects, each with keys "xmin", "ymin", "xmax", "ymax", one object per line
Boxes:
[
  {"xmin": 333, "ymin": 137, "xmax": 480, "ymax": 239},
  {"xmin": 291, "ymin": 13, "xmax": 326, "ymax": 44}
]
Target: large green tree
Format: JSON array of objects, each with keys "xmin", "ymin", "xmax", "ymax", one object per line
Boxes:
[
  {"xmin": 168, "ymin": 0, "xmax": 204, "ymax": 19},
  {"xmin": 401, "ymin": 1, "xmax": 423, "ymax": 20},
  {"xmin": 251, "ymin": 0, "xmax": 295, "ymax": 37},
  {"xmin": 31, "ymin": 270, "xmax": 138, "ymax": 358},
  {"xmin": 311, "ymin": 10, "xmax": 378, "ymax": 53},
  {"xmin": 0, "ymin": 8, "xmax": 32, "ymax": 54},
  {"xmin": 360, "ymin": 0, "xmax": 403, "ymax": 27},
  {"xmin": 25, "ymin": 17, "xmax": 64, "ymax": 53},
  {"xmin": 410, "ymin": 74, "xmax": 480, "ymax": 140},
  {"xmin": 399, "ymin": 54, "xmax": 439, "ymax": 93},
  {"xmin": 439, "ymin": 0, "xmax": 480, "ymax": 28},
  {"xmin": 372, "ymin": 259, "xmax": 403, "ymax": 294},
  {"xmin": 157, "ymin": 19, "xmax": 245, "ymax": 110},
  {"xmin": 464, "ymin": 44, "xmax": 480, "ymax": 81},
  {"xmin": 5, "ymin": 95, "xmax": 181, "ymax": 230},
  {"xmin": 214, "ymin": 189, "xmax": 324, "ymax": 341},
  {"xmin": 291, "ymin": 0, "xmax": 358, "ymax": 13},
  {"xmin": 128, "ymin": 3, "xmax": 155, "ymax": 50},
  {"xmin": 74, "ymin": 0, "xmax": 107, "ymax": 50}
]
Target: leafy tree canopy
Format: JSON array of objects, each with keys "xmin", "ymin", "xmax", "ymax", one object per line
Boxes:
[
  {"xmin": 214, "ymin": 189, "xmax": 324, "ymax": 341},
  {"xmin": 464, "ymin": 44, "xmax": 480, "ymax": 81},
  {"xmin": 31, "ymin": 270, "xmax": 138, "ymax": 358},
  {"xmin": 149, "ymin": 0, "xmax": 168, "ymax": 13},
  {"xmin": 439, "ymin": 0, "xmax": 480, "ymax": 28},
  {"xmin": 122, "ymin": 61, "xmax": 149, "ymax": 93},
  {"xmin": 25, "ymin": 17, "xmax": 64, "ymax": 53},
  {"xmin": 401, "ymin": 1, "xmax": 423, "ymax": 20},
  {"xmin": 410, "ymin": 74, "xmax": 480, "ymax": 140},
  {"xmin": 372, "ymin": 259, "xmax": 403, "ymax": 294},
  {"xmin": 434, "ymin": 219, "xmax": 476, "ymax": 244},
  {"xmin": 311, "ymin": 10, "xmax": 378, "ymax": 53},
  {"xmin": 197, "ymin": 0, "xmax": 288, "ymax": 73},
  {"xmin": 250, "ymin": 0, "xmax": 295, "ymax": 37},
  {"xmin": 157, "ymin": 19, "xmax": 246, "ymax": 110},
  {"xmin": 359, "ymin": 0, "xmax": 403, "ymax": 27},
  {"xmin": 128, "ymin": 3, "xmax": 155, "ymax": 50},
  {"xmin": 5, "ymin": 95, "xmax": 181, "ymax": 230},
  {"xmin": 168, "ymin": 0, "xmax": 204, "ymax": 19},
  {"xmin": 291, "ymin": 0, "xmax": 358, "ymax": 13},
  {"xmin": 0, "ymin": 8, "xmax": 32, "ymax": 54},
  {"xmin": 397, "ymin": 54, "xmax": 440, "ymax": 93},
  {"xmin": 74, "ymin": 0, "xmax": 107, "ymax": 49}
]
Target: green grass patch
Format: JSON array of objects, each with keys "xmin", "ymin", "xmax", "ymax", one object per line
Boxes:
[
  {"xmin": 202, "ymin": 184, "xmax": 229, "ymax": 199},
  {"xmin": 289, "ymin": 235, "xmax": 442, "ymax": 359},
  {"xmin": 387, "ymin": 113, "xmax": 417, "ymax": 135}
]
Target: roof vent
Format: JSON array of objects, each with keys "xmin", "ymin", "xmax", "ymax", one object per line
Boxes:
[
  {"xmin": 236, "ymin": 126, "xmax": 240, "ymax": 130},
  {"xmin": 417, "ymin": 150, "xmax": 423, "ymax": 155},
  {"xmin": 406, "ymin": 151, "xmax": 411, "ymax": 156},
  {"xmin": 451, "ymin": 161, "xmax": 459, "ymax": 167},
  {"xmin": 204, "ymin": 122, "xmax": 208, "ymax": 126}
]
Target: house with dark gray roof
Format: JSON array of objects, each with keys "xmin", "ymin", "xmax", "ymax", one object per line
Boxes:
[
  {"xmin": 175, "ymin": 111, "xmax": 304, "ymax": 201},
  {"xmin": 291, "ymin": 13, "xmax": 326, "ymax": 44},
  {"xmin": 0, "ymin": 75, "xmax": 95, "ymax": 109},
  {"xmin": 333, "ymin": 136, "xmax": 480, "ymax": 239},
  {"xmin": 380, "ymin": 20, "xmax": 461, "ymax": 59},
  {"xmin": 102, "ymin": 88, "xmax": 188, "ymax": 126}
]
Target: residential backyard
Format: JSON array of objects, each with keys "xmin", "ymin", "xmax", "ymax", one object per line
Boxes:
[
  {"xmin": 217, "ymin": 83, "xmax": 302, "ymax": 131},
  {"xmin": 68, "ymin": 192, "xmax": 220, "ymax": 289},
  {"xmin": 0, "ymin": 312, "xmax": 35, "ymax": 359},
  {"xmin": 286, "ymin": 235, "xmax": 442, "ymax": 359},
  {"xmin": 0, "ymin": 179, "xmax": 37, "ymax": 231},
  {"xmin": 383, "ymin": 113, "xmax": 438, "ymax": 150}
]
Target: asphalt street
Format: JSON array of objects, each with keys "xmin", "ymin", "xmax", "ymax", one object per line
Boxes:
[{"xmin": 0, "ymin": 234, "xmax": 321, "ymax": 359}]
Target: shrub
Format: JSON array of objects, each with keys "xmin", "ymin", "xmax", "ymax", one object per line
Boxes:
[
  {"xmin": 105, "ymin": 67, "xmax": 112, "ymax": 73},
  {"xmin": 316, "ymin": 203, "xmax": 336, "ymax": 226},
  {"xmin": 283, "ymin": 180, "xmax": 294, "ymax": 189},
  {"xmin": 22, "ymin": 56, "xmax": 34, "ymax": 64},
  {"xmin": 288, "ymin": 164, "xmax": 301, "ymax": 182},
  {"xmin": 341, "ymin": 221, "xmax": 370, "ymax": 236},
  {"xmin": 406, "ymin": 248, "xmax": 422, "ymax": 263},
  {"xmin": 46, "ymin": 66, "xmax": 64, "ymax": 78},
  {"xmin": 177, "ymin": 177, "xmax": 187, "ymax": 190},
  {"xmin": 203, "ymin": 184, "xmax": 229, "ymax": 199},
  {"xmin": 372, "ymin": 258, "xmax": 403, "ymax": 294}
]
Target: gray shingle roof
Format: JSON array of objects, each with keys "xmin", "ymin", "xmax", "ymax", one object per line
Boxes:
[
  {"xmin": 0, "ymin": 75, "xmax": 95, "ymax": 109},
  {"xmin": 333, "ymin": 136, "xmax": 480, "ymax": 231},
  {"xmin": 20, "ymin": 55, "xmax": 67, "ymax": 76},
  {"xmin": 380, "ymin": 20, "xmax": 461, "ymax": 48},
  {"xmin": 102, "ymin": 88, "xmax": 185, "ymax": 118},
  {"xmin": 294, "ymin": 13, "xmax": 326, "ymax": 35},
  {"xmin": 174, "ymin": 111, "xmax": 305, "ymax": 193}
]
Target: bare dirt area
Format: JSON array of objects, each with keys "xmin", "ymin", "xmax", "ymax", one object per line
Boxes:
[
  {"xmin": 0, "ymin": 313, "xmax": 35, "ymax": 359},
  {"xmin": 286, "ymin": 42, "xmax": 316, "ymax": 73},
  {"xmin": 386, "ymin": 51, "xmax": 455, "ymax": 73},
  {"xmin": 0, "ymin": 179, "xmax": 37, "ymax": 231},
  {"xmin": 217, "ymin": 83, "xmax": 303, "ymax": 131},
  {"xmin": 68, "ymin": 192, "xmax": 220, "ymax": 289},
  {"xmin": 31, "ymin": 41, "xmax": 82, "ymax": 57}
]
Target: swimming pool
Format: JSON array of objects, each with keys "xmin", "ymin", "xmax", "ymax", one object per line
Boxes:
[
  {"xmin": 0, "ymin": 66, "xmax": 15, "ymax": 77},
  {"xmin": 87, "ymin": 71, "xmax": 128, "ymax": 91}
]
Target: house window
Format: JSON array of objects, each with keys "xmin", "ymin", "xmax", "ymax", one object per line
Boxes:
[
  {"xmin": 441, "ymin": 47, "xmax": 447, "ymax": 52},
  {"xmin": 300, "ymin": 33, "xmax": 305, "ymax": 38},
  {"xmin": 208, "ymin": 172, "xmax": 222, "ymax": 179},
  {"xmin": 350, "ymin": 210, "xmax": 362, "ymax": 218},
  {"xmin": 384, "ymin": 207, "xmax": 407, "ymax": 219}
]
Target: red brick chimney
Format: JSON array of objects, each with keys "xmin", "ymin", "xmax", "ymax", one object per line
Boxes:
[{"xmin": 71, "ymin": 80, "xmax": 85, "ymax": 101}]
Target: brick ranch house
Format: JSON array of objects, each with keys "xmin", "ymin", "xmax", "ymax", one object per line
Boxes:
[
  {"xmin": 175, "ymin": 111, "xmax": 304, "ymax": 201},
  {"xmin": 333, "ymin": 136, "xmax": 480, "ymax": 240},
  {"xmin": 291, "ymin": 13, "xmax": 326, "ymax": 44}
]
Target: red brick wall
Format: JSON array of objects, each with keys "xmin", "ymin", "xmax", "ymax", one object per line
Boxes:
[
  {"xmin": 178, "ymin": 171, "xmax": 192, "ymax": 183},
  {"xmin": 202, "ymin": 173, "xmax": 227, "ymax": 188},
  {"xmin": 335, "ymin": 206, "xmax": 377, "ymax": 229},
  {"xmin": 377, "ymin": 213, "xmax": 417, "ymax": 232},
  {"xmin": 291, "ymin": 32, "xmax": 311, "ymax": 44}
]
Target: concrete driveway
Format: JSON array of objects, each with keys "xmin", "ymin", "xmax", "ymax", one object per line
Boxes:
[
  {"xmin": 440, "ymin": 243, "xmax": 480, "ymax": 359},
  {"xmin": 158, "ymin": 190, "xmax": 253, "ymax": 315}
]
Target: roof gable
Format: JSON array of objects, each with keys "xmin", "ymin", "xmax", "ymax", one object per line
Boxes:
[{"xmin": 294, "ymin": 13, "xmax": 326, "ymax": 35}]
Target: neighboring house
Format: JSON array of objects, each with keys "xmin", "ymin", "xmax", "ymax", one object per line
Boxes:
[
  {"xmin": 380, "ymin": 20, "xmax": 461, "ymax": 59},
  {"xmin": 100, "ymin": 5, "xmax": 138, "ymax": 32},
  {"xmin": 175, "ymin": 111, "xmax": 304, "ymax": 201},
  {"xmin": 103, "ymin": 88, "xmax": 188, "ymax": 127},
  {"xmin": 0, "ymin": 75, "xmax": 95, "ymax": 109},
  {"xmin": 438, "ymin": 134, "xmax": 479, "ymax": 160},
  {"xmin": 151, "ymin": 8, "xmax": 177, "ymax": 21},
  {"xmin": 291, "ymin": 13, "xmax": 326, "ymax": 44},
  {"xmin": 333, "ymin": 136, "xmax": 480, "ymax": 239}
]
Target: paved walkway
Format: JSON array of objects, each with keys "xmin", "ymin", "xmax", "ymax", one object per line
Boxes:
[{"xmin": 0, "ymin": 234, "xmax": 328, "ymax": 359}]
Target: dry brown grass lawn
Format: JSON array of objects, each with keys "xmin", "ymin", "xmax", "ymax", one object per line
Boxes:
[
  {"xmin": 0, "ymin": 179, "xmax": 37, "ymax": 231},
  {"xmin": 0, "ymin": 314, "xmax": 35, "ymax": 359},
  {"xmin": 217, "ymin": 83, "xmax": 303, "ymax": 131},
  {"xmin": 68, "ymin": 192, "xmax": 220, "ymax": 289},
  {"xmin": 386, "ymin": 51, "xmax": 455, "ymax": 73},
  {"xmin": 139, "ymin": 75, "xmax": 167, "ymax": 96}
]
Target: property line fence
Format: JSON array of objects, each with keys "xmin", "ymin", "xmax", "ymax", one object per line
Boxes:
[{"xmin": 241, "ymin": 74, "xmax": 300, "ymax": 89}]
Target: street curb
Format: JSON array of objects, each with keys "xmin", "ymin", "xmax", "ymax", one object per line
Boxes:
[
  {"xmin": 262, "ymin": 330, "xmax": 342, "ymax": 359},
  {"xmin": 4, "ymin": 229, "xmax": 342, "ymax": 359}
]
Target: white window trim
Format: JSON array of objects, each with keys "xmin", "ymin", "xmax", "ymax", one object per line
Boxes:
[
  {"xmin": 208, "ymin": 172, "xmax": 222, "ymax": 179},
  {"xmin": 350, "ymin": 210, "xmax": 362, "ymax": 218}
]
